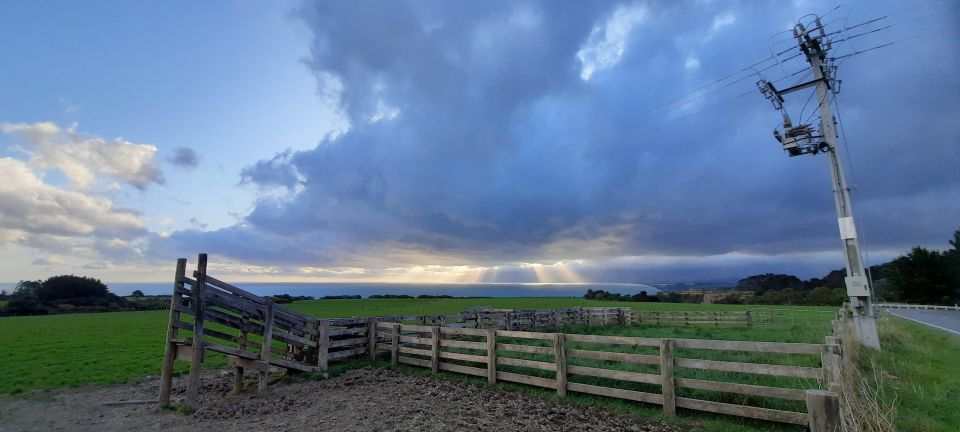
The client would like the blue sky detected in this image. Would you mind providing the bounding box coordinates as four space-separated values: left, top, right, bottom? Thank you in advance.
0 0 957 284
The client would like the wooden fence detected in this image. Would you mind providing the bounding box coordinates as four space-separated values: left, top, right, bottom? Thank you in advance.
159 255 644 410
375 322 841 428
159 254 839 429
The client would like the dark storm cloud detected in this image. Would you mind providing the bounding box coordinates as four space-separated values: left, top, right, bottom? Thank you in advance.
161 0 960 278
168 147 199 169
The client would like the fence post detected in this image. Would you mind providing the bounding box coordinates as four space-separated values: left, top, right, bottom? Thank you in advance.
391 323 400 366
184 254 207 411
258 300 275 391
746 310 753 328
824 336 842 386
805 390 841 432
368 317 378 360
430 326 440 373
317 319 329 372
486 328 497 384
554 333 567 397
660 338 676 416
158 258 187 408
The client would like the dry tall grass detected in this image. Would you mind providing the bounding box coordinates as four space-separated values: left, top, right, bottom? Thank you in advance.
837 315 897 432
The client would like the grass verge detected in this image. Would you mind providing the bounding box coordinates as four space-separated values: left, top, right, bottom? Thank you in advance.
846 312 960 432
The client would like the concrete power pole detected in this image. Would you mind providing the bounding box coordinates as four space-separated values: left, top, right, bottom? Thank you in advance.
758 19 881 349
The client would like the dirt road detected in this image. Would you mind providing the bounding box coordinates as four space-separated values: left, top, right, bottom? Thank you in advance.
0 366 682 432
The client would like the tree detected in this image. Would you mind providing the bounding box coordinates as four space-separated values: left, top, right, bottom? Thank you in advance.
887 247 953 304
131 290 145 297
737 273 807 294
36 275 108 301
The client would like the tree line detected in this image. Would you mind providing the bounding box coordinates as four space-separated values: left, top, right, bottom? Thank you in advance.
736 228 959 305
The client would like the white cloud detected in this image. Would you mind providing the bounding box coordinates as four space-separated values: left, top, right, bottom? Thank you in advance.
0 157 145 251
703 12 737 42
1 122 164 190
31 256 64 266
711 13 736 31
685 56 701 70
577 3 647 81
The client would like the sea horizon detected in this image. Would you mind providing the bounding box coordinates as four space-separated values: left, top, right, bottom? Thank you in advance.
0 281 660 298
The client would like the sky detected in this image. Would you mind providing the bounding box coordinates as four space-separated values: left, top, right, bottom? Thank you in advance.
0 0 957 285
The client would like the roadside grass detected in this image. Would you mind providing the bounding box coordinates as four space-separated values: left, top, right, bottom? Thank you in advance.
0 298 830 397
856 313 960 432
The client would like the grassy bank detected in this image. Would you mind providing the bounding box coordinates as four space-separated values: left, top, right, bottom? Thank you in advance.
0 298 830 396
853 313 960 432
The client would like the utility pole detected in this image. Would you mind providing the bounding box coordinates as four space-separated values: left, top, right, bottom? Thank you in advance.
758 18 880 349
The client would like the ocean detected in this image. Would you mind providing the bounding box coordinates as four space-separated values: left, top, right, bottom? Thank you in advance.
97 282 659 298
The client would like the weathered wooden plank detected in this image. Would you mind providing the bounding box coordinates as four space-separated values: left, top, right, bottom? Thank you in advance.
430 327 440 373
317 319 329 372
202 327 240 345
200 273 267 304
675 358 822 379
273 304 316 324
330 317 370 326
673 339 822 354
205 341 257 360
497 356 556 371
440 327 488 336
496 343 554 355
439 339 487 350
496 330 555 340
496 371 556 389
329 327 368 337
329 337 368 348
185 254 208 411
328 347 368 360
675 397 808 425
228 355 268 372
273 328 318 348
399 335 432 345
566 349 660 364
204 308 262 334
397 323 435 333
267 355 323 373
399 346 432 357
554 334 567 397
204 289 262 318
564 334 661 346
159 258 188 409
398 356 432 368
438 351 488 364
174 344 196 362
674 378 807 401
486 328 497 384
438 362 488 377
171 319 193 331
566 365 660 384
806 390 841 432
258 300 275 391
567 382 664 405
661 339 676 417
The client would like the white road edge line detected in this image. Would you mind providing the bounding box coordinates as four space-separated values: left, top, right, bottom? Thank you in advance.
887 310 960 336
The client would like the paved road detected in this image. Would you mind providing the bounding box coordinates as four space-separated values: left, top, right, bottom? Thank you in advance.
888 309 960 336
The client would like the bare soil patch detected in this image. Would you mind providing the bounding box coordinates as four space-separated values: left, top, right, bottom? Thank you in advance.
0 366 682 431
